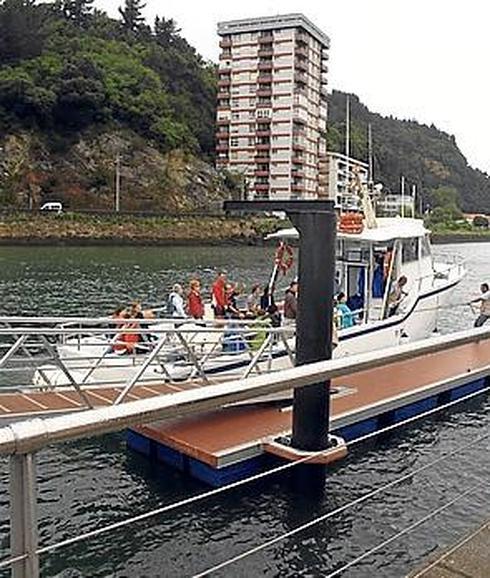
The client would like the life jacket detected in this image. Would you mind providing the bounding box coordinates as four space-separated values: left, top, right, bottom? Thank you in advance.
113 322 139 353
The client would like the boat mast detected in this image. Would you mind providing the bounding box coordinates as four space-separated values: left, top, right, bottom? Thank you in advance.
367 123 374 191
401 175 405 218
345 95 350 207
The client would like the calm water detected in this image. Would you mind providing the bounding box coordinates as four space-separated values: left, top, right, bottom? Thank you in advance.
0 243 489 577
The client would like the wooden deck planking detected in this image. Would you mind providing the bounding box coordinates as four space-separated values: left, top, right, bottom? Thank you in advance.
135 341 490 467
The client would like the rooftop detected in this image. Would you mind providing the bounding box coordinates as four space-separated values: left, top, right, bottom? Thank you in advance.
217 13 330 48
267 217 429 242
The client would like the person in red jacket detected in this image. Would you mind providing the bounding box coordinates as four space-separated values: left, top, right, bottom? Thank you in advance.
211 271 227 318
187 278 204 319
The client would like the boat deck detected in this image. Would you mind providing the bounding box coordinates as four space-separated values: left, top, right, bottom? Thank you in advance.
133 340 490 468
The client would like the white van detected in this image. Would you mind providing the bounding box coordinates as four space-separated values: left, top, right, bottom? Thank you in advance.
40 202 63 214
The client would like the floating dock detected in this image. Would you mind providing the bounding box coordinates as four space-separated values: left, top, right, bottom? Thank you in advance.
128 339 490 486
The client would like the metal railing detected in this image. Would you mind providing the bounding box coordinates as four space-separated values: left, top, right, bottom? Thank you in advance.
0 325 489 577
0 316 296 409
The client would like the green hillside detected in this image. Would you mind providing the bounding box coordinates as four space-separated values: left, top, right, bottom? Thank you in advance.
0 0 225 210
327 91 490 212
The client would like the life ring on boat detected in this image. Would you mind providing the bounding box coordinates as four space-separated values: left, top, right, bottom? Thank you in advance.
338 212 364 234
274 242 294 275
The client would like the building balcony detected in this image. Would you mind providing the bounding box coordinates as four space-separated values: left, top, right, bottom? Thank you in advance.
291 169 305 178
295 58 308 72
256 129 271 137
219 38 232 48
258 48 274 58
254 154 270 162
295 45 309 58
257 88 272 98
254 169 270 177
320 87 328 100
217 99 230 109
215 130 230 139
258 61 273 71
216 118 230 126
292 141 306 151
321 60 329 72
255 183 270 191
258 33 274 43
256 115 272 124
216 143 229 152
217 90 231 99
256 143 271 151
218 78 231 87
292 153 304 163
219 51 231 60
291 184 305 193
257 100 272 108
257 74 273 84
294 71 307 84
318 174 328 184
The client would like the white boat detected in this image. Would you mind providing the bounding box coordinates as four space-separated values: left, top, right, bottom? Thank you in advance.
32 215 464 389
268 216 465 358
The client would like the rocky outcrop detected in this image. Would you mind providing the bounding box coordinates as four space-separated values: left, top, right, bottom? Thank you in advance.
0 129 231 212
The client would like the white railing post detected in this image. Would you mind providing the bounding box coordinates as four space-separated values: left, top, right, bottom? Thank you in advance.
9 453 39 578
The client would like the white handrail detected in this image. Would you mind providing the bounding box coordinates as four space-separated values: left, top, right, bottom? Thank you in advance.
0 325 489 456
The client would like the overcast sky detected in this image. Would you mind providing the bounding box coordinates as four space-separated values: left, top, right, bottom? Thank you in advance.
98 0 490 174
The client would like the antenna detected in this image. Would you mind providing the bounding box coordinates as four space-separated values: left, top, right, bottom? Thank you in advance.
367 123 374 190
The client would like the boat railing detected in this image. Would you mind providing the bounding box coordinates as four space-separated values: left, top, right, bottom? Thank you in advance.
0 325 489 577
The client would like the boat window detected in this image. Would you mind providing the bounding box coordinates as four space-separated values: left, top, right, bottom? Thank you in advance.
420 235 431 258
402 238 418 263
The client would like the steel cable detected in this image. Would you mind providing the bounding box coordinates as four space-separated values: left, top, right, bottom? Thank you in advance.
35 385 490 557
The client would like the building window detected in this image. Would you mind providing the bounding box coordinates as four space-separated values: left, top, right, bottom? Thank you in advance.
231 138 239 147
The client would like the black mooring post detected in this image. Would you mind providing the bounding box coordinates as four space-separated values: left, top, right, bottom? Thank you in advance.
290 209 336 451
224 200 337 454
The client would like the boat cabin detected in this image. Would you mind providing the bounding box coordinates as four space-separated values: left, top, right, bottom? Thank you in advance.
268 217 433 324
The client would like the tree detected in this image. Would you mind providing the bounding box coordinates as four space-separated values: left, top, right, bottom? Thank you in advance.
430 185 460 209
0 0 50 63
61 0 94 27
119 0 145 33
53 58 107 129
154 16 181 47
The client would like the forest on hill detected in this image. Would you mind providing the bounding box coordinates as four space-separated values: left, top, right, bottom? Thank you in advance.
0 0 488 214
328 91 490 213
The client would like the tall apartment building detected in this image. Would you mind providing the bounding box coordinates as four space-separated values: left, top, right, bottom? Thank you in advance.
216 14 330 200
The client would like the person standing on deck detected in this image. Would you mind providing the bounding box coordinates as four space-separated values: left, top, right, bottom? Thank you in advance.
387 275 408 317
211 271 227 318
187 279 204 319
167 284 186 318
470 283 490 327
246 284 262 317
283 280 298 325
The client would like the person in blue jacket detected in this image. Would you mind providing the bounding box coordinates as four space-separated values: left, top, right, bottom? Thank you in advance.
336 292 355 329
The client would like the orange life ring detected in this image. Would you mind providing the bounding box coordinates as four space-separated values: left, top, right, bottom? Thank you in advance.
275 242 294 275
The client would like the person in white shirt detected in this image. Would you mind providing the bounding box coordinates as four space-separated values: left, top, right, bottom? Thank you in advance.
167 284 187 318
470 283 490 327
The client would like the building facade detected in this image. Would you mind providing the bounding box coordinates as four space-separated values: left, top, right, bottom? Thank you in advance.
216 14 330 200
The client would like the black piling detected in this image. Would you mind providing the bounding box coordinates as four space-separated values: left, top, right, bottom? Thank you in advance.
224 200 337 488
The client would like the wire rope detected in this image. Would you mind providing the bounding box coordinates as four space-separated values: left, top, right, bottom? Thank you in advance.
36 384 490 556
